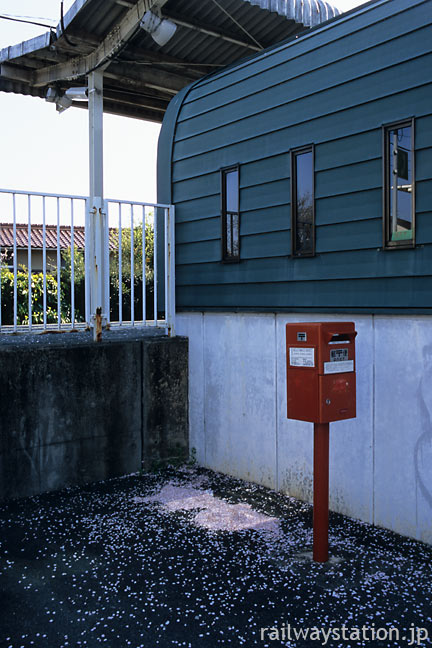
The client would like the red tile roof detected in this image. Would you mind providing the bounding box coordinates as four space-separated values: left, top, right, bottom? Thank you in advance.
0 224 85 250
0 224 118 251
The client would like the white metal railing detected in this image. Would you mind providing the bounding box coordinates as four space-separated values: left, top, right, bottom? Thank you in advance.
0 188 175 336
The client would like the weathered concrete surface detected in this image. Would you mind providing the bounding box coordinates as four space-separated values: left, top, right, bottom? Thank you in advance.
142 336 189 469
374 317 432 544
203 313 277 489
176 312 432 545
173 313 206 465
0 330 188 500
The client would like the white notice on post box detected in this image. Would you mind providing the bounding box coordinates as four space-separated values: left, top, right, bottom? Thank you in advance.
324 360 354 374
289 347 315 367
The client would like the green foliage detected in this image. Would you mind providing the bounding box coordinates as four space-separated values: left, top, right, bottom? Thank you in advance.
60 247 86 322
61 245 85 283
59 222 154 289
1 220 155 326
0 268 72 325
109 222 154 289
109 222 155 321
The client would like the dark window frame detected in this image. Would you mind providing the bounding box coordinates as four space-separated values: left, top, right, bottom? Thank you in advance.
221 164 240 263
382 117 415 250
290 144 315 258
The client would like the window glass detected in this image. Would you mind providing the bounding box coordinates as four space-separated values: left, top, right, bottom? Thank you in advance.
222 167 240 262
232 214 239 257
387 125 413 243
292 148 314 256
226 214 232 256
225 169 239 212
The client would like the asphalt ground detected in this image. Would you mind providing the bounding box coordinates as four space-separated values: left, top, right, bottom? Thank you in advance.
0 466 431 648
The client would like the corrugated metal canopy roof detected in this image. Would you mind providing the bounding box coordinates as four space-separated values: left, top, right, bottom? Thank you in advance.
0 0 341 122
244 0 341 25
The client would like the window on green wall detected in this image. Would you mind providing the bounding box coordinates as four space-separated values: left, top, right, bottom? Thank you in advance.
221 165 240 262
291 146 315 257
383 119 415 248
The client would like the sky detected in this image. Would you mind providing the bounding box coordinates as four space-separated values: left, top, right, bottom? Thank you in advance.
0 0 369 203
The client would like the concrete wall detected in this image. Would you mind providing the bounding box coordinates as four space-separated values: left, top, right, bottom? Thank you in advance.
0 331 188 501
177 312 432 545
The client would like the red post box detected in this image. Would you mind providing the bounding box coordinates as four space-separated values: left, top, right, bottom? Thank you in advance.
286 322 357 423
285 322 357 563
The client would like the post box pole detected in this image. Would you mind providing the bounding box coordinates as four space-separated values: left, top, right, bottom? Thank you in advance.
313 422 329 562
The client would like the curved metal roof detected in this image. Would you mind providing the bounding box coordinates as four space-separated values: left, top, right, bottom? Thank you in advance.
0 0 342 122
244 0 340 26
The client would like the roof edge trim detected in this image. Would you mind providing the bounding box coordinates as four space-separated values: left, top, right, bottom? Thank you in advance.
0 32 52 64
157 84 196 205
56 0 94 39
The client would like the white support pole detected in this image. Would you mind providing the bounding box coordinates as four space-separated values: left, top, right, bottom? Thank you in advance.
85 198 91 325
87 69 107 339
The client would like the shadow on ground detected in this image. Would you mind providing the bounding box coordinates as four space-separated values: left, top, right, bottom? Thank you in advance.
0 466 431 648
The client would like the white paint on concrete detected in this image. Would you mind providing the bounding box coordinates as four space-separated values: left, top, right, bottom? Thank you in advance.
374 316 432 543
202 313 277 488
176 312 205 464
176 312 432 544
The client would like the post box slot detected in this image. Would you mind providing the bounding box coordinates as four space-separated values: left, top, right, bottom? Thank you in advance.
328 333 354 344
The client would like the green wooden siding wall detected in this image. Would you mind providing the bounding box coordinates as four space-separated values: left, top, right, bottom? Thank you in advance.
158 0 432 313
